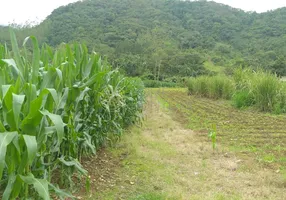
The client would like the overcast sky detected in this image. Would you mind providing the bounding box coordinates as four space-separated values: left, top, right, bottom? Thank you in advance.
0 0 286 25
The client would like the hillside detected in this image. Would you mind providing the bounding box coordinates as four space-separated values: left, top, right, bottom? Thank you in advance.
1 0 286 77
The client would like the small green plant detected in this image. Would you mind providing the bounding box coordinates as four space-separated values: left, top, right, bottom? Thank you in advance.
208 124 217 151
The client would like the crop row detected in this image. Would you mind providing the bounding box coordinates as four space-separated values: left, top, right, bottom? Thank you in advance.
155 89 286 167
0 30 144 199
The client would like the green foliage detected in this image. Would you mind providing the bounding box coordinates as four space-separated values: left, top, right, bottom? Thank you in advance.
0 30 144 199
7 0 286 77
252 71 281 112
189 68 286 114
131 193 169 200
187 76 235 99
208 124 217 151
273 85 286 114
143 80 178 88
232 90 255 108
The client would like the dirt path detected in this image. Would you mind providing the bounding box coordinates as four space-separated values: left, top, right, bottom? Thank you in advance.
84 91 285 200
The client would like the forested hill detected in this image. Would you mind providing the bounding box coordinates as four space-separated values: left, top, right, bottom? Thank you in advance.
1 0 286 77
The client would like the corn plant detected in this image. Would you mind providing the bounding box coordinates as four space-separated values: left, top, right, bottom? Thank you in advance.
0 29 144 199
208 124 217 151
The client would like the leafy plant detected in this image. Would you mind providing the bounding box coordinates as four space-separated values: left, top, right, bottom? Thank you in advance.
208 124 217 151
0 29 144 199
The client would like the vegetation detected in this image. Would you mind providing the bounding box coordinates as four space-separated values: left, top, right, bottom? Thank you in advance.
208 124 217 151
157 88 286 168
143 80 178 88
187 69 286 113
0 30 144 199
1 0 286 77
187 75 235 100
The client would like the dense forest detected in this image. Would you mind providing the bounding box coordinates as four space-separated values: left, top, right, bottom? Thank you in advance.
1 0 286 78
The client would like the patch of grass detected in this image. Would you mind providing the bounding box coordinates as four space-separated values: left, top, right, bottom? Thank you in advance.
143 80 178 88
187 75 235 100
214 193 241 200
89 112 181 199
130 192 173 200
252 71 281 112
232 90 255 108
189 68 286 114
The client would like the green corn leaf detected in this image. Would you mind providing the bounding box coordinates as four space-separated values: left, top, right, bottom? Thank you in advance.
20 173 50 200
23 83 37 114
9 175 23 199
49 183 74 200
40 110 65 146
1 59 24 81
56 87 69 112
22 135 37 165
0 121 6 132
58 157 87 175
2 85 13 110
23 36 40 84
9 29 25 81
21 93 44 135
83 53 96 79
2 173 16 200
78 71 106 89
44 88 59 105
0 132 17 180
41 67 61 90
12 94 25 130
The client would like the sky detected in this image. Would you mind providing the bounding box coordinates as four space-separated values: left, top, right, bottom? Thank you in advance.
0 0 286 26
0 0 80 25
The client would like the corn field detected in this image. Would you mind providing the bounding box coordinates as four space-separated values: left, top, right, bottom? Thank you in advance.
0 30 144 199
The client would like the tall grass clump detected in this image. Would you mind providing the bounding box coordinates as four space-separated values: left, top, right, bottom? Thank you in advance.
252 71 281 112
0 30 144 199
232 90 255 108
188 68 286 114
187 75 235 99
232 68 255 108
187 76 209 97
232 68 283 112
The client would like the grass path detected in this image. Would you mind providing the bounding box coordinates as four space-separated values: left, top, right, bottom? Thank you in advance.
82 89 285 200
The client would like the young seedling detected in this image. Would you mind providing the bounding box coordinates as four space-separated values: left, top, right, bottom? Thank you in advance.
208 124 217 151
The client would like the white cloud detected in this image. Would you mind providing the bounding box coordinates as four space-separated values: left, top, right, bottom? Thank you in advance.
0 0 286 26
0 0 79 25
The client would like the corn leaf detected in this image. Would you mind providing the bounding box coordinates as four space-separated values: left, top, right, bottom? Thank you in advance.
0 132 17 180
20 173 50 200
